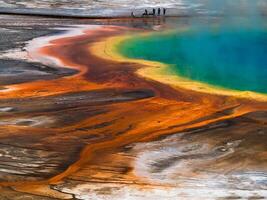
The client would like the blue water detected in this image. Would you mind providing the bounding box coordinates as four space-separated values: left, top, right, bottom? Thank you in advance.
119 25 267 94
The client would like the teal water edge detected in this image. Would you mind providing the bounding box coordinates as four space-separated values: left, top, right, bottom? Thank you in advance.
119 24 267 94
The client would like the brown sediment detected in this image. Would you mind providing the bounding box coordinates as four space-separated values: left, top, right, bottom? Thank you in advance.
0 24 266 199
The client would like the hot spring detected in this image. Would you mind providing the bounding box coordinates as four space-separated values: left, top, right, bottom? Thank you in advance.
119 20 267 95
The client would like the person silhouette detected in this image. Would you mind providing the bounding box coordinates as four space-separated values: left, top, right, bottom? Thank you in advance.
163 8 166 16
142 9 148 16
149 8 156 16
153 8 156 16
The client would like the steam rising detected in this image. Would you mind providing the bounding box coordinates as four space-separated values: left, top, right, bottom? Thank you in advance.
0 0 267 17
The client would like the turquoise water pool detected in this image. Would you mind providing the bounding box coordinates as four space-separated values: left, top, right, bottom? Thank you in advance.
119 25 267 94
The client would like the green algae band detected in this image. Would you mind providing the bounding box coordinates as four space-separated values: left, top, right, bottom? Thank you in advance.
119 29 267 94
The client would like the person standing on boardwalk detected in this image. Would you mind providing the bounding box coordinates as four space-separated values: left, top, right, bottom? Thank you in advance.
142 9 148 16
163 8 166 16
158 8 161 16
153 8 156 16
